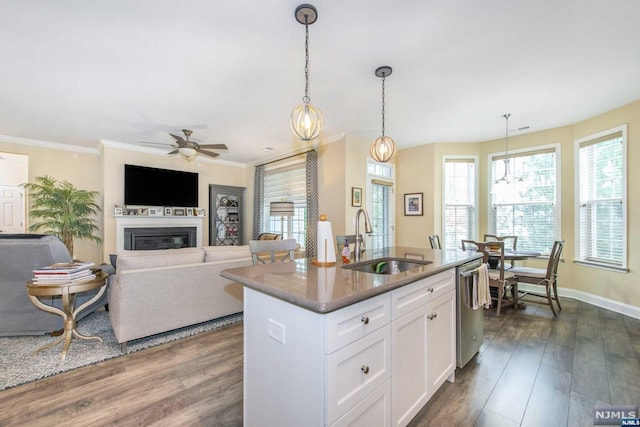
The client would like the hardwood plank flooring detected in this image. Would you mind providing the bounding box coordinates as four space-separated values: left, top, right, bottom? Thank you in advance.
1 297 638 426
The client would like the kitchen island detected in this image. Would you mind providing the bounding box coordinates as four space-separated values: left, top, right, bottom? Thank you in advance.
221 246 482 427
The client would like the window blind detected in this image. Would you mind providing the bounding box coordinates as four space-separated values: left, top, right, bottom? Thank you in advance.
490 147 558 255
264 162 307 247
578 131 625 266
443 158 476 250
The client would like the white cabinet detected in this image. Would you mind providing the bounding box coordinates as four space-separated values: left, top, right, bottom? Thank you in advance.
391 270 456 427
327 326 391 424
326 293 391 426
426 292 456 396
391 302 429 427
242 268 456 427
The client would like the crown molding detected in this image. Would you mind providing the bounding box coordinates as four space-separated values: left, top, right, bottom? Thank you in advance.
99 140 246 168
0 134 100 155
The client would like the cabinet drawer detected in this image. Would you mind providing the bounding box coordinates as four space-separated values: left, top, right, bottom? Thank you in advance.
326 293 390 353
391 270 454 319
331 380 391 427
327 326 391 425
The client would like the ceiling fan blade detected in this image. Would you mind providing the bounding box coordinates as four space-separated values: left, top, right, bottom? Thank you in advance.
198 149 220 158
139 141 176 147
169 133 186 145
167 149 179 155
198 144 228 150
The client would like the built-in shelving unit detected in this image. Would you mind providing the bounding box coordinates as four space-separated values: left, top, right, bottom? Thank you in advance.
209 185 244 246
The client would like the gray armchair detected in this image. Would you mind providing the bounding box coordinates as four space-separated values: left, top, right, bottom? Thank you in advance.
0 234 107 336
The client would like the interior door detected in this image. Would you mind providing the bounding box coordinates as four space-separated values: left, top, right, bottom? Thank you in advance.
0 185 25 234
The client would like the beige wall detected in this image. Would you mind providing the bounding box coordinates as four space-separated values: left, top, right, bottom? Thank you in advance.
3 98 639 309
101 144 248 260
0 140 102 262
395 99 640 308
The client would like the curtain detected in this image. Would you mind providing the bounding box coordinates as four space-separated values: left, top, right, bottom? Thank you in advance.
305 150 319 257
253 164 265 240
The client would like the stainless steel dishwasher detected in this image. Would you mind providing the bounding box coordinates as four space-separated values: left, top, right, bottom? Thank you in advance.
456 257 484 368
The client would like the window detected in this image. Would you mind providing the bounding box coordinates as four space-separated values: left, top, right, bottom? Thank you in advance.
489 145 560 255
443 157 477 250
575 125 627 270
367 162 395 250
263 160 306 248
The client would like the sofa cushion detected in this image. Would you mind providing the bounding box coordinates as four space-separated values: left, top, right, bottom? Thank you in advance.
203 245 251 262
117 247 205 270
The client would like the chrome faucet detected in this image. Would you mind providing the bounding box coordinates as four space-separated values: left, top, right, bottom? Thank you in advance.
354 208 373 262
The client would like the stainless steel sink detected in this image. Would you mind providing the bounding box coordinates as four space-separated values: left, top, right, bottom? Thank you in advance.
342 258 432 275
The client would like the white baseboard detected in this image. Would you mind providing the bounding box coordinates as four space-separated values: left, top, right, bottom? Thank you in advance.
518 284 640 320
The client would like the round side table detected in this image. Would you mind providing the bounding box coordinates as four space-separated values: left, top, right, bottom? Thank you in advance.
26 272 108 361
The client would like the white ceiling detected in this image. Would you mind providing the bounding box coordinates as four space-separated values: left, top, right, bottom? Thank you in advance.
1 0 639 165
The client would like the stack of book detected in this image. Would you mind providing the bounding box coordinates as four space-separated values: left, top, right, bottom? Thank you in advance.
32 261 96 285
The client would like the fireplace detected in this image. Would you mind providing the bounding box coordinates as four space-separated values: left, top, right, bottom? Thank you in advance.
115 216 204 252
124 227 197 250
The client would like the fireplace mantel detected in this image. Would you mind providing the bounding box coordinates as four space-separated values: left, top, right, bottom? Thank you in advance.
115 216 204 252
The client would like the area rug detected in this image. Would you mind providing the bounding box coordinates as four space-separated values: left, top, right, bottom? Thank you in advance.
0 310 243 391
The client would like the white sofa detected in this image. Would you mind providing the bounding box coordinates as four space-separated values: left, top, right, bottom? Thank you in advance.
108 245 252 352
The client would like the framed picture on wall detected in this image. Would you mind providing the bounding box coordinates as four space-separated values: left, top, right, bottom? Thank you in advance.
352 187 362 207
404 192 423 216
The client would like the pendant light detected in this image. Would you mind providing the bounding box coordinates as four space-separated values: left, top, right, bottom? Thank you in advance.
495 113 512 185
290 4 324 142
370 66 396 163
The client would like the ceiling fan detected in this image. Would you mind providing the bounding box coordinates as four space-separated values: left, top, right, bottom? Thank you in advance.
141 129 228 160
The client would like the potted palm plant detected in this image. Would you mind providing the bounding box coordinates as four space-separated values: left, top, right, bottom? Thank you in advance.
23 175 102 256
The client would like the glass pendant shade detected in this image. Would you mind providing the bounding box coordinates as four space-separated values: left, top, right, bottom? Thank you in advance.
291 4 323 142
370 135 397 163
369 66 396 163
291 102 324 141
179 147 197 160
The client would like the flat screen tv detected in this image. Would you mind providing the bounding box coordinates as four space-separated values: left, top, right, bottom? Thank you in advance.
124 164 199 207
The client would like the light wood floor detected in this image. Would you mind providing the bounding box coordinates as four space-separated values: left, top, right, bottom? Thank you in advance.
1 298 638 426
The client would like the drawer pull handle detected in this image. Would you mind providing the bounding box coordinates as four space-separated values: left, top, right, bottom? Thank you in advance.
361 365 370 374
428 288 434 293
428 313 438 320
361 316 370 325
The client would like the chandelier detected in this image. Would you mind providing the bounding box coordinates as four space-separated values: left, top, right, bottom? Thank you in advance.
370 66 396 163
290 4 324 142
494 113 512 185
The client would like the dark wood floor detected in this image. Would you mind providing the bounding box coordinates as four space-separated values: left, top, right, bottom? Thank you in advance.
1 297 638 426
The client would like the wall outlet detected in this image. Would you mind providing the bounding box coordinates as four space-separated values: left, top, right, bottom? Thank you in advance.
268 318 285 344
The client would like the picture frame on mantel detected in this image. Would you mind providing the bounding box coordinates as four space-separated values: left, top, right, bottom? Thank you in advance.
404 192 423 216
352 187 362 207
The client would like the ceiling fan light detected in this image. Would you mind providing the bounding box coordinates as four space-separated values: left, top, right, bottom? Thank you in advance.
291 103 324 141
179 147 197 160
370 135 396 163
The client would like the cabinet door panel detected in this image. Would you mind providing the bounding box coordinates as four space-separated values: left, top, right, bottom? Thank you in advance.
326 293 390 353
331 380 391 427
426 291 456 398
391 269 454 319
327 326 391 424
391 305 428 427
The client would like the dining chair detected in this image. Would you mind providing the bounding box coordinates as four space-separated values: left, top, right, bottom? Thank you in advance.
483 234 517 251
461 239 484 252
428 234 441 249
509 240 564 316
481 241 519 317
249 239 297 265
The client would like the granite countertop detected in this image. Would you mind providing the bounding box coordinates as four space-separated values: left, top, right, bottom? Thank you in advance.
220 246 482 314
